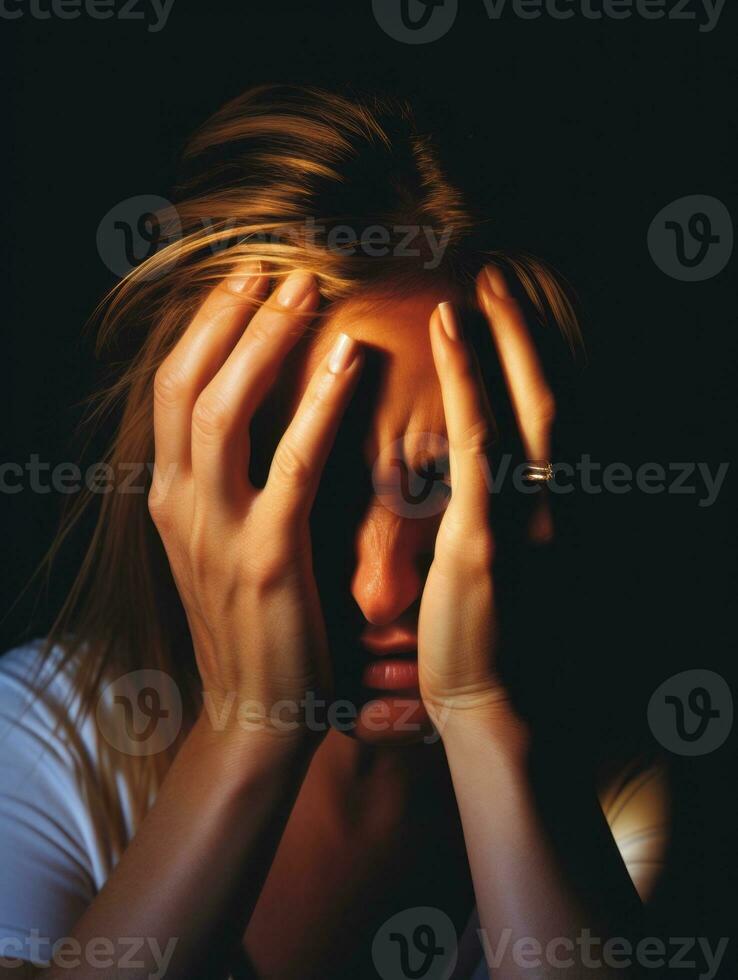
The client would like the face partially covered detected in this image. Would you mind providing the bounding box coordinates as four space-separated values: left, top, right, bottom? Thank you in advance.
151 259 559 747
251 287 462 744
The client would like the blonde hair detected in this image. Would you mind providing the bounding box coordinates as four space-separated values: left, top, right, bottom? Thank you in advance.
31 83 580 853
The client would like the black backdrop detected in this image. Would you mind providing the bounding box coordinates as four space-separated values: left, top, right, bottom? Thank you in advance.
2 1 736 973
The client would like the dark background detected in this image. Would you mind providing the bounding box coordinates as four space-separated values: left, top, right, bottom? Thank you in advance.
2 1 736 973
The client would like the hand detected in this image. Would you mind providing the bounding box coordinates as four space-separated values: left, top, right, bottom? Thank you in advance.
148 266 363 748
417 265 556 734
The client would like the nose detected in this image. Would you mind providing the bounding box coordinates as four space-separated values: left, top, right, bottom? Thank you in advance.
350 503 427 626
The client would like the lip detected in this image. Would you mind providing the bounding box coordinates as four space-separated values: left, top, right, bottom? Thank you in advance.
359 625 418 657
362 657 419 691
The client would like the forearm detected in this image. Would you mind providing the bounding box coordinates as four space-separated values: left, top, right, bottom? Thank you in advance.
442 708 645 979
46 713 314 980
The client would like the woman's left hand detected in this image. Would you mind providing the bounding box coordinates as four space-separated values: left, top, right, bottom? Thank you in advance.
418 265 556 737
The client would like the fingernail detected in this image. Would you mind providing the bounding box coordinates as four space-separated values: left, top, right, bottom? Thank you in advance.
438 301 461 341
227 259 263 293
485 265 512 299
328 332 360 374
277 271 316 308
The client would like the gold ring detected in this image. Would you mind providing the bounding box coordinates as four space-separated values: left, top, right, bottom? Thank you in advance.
522 462 554 483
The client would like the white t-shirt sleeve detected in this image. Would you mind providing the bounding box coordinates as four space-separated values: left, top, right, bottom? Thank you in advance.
599 756 671 903
0 642 111 965
460 756 671 980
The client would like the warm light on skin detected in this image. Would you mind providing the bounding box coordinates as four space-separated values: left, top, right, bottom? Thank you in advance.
254 287 472 744
278 289 455 460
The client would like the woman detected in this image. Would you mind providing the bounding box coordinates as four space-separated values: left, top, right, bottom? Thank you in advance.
0 85 669 979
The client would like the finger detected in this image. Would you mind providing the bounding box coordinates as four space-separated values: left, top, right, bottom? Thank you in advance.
429 302 495 527
190 271 319 505
476 265 555 463
152 262 267 474
477 265 556 543
264 332 363 523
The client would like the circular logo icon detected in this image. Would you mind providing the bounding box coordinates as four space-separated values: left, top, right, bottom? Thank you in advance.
372 906 457 980
372 0 458 44
372 433 451 519
96 669 183 756
96 194 181 281
648 669 733 756
647 195 733 282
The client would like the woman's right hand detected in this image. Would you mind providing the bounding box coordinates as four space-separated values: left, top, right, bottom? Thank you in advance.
148 266 363 749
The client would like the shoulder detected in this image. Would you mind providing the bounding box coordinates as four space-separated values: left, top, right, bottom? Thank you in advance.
0 639 160 887
0 638 184 761
598 753 671 903
0 639 84 753
0 638 109 829
0 641 102 959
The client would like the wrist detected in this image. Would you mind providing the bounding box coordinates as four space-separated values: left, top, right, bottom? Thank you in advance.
188 705 319 793
433 694 532 762
196 684 328 750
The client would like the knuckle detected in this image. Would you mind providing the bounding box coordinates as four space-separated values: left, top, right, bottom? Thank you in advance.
458 418 495 457
147 486 167 524
191 391 231 439
251 552 287 590
244 318 278 350
245 322 270 347
147 485 175 537
271 441 313 489
153 361 188 408
248 538 295 590
437 518 495 570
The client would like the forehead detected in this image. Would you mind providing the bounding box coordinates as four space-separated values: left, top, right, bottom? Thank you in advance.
291 289 451 458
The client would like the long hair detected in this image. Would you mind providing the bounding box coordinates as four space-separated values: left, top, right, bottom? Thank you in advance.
30 83 580 854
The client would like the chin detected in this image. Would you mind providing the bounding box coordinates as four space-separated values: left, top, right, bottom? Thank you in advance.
328 642 437 744
350 693 436 745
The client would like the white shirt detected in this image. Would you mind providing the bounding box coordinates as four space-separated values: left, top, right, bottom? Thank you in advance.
0 641 146 966
0 640 670 976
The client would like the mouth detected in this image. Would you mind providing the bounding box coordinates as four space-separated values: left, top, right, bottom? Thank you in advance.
358 622 420 691
349 622 430 743
361 652 419 691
